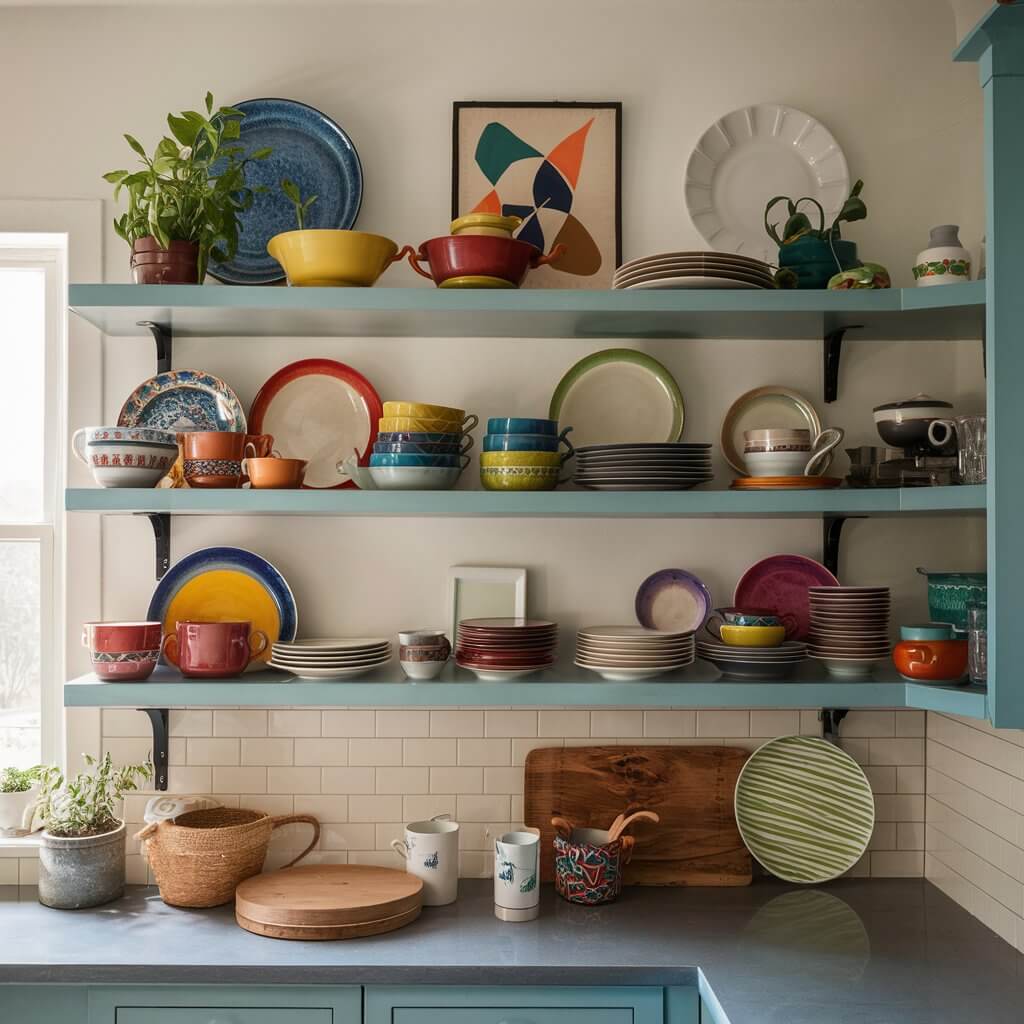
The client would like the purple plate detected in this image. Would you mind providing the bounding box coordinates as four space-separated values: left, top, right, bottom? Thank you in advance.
635 569 713 633
734 555 839 640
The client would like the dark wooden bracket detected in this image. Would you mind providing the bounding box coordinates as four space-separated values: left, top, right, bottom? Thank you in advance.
138 320 172 374
145 513 171 580
823 325 862 403
820 708 848 744
140 708 170 791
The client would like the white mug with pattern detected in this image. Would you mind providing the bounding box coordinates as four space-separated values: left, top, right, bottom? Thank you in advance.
391 814 459 906
494 829 541 921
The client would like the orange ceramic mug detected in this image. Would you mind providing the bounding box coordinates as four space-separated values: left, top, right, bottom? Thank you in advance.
178 432 274 488
244 449 308 489
892 639 968 683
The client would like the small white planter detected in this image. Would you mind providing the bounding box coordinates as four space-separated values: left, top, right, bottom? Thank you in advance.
0 784 40 837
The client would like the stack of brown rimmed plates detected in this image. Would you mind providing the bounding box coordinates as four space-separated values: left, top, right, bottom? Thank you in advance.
696 637 808 680
730 476 843 490
613 251 776 290
455 618 558 681
269 638 392 680
574 443 713 491
575 625 695 681
807 587 891 679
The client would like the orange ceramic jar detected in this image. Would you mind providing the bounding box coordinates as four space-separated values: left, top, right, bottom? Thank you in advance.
893 638 968 683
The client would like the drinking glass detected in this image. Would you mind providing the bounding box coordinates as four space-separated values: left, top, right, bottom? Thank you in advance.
967 603 987 686
928 415 986 484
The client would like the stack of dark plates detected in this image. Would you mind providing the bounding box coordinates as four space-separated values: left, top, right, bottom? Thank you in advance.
574 443 713 491
455 618 558 681
807 586 891 680
696 638 808 680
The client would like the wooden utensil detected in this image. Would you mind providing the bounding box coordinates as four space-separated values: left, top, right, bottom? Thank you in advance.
608 811 627 835
551 816 575 839
608 809 660 843
525 744 752 886
235 863 423 940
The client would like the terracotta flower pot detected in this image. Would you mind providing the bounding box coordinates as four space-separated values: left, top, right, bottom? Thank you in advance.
130 238 201 284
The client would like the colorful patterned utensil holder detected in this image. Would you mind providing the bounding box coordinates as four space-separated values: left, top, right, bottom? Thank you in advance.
553 833 635 905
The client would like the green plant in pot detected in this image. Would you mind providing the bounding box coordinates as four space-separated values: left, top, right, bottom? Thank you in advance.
0 766 42 837
35 754 152 910
765 180 867 289
104 93 271 284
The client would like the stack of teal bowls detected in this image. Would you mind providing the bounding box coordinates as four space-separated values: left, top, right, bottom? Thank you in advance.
480 417 575 491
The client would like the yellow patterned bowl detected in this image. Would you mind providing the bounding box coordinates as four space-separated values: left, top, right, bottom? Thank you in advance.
379 414 478 434
450 213 522 238
382 401 465 422
267 230 410 287
480 451 562 469
481 465 560 491
719 624 786 648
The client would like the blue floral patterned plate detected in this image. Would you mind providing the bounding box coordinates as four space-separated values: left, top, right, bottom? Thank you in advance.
208 98 363 285
118 369 247 433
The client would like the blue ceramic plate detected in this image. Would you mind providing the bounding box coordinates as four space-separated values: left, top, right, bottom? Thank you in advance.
208 98 363 285
118 370 247 432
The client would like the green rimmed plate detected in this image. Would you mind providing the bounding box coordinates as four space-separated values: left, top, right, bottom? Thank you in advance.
549 349 684 447
734 735 874 883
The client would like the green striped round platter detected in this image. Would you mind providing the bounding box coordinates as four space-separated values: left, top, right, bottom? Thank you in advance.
734 734 875 883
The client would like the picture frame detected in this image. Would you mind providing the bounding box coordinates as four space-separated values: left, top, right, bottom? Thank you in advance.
452 101 622 288
447 565 527 643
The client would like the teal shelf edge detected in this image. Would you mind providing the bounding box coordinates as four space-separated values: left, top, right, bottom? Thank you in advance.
67 282 985 341
62 664 988 716
64 485 985 518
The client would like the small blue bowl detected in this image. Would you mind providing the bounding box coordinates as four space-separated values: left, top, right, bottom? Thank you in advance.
487 417 558 437
484 433 560 453
374 441 464 455
369 453 464 469
376 431 463 445
899 622 955 641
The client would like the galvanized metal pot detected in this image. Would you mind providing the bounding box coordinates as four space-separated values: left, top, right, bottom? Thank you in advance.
38 821 125 909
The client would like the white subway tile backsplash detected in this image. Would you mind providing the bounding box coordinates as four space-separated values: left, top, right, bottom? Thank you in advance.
213 710 267 737
895 711 926 738
842 711 895 738
643 710 696 737
431 710 484 737
187 737 241 766
103 737 154 765
483 766 524 794
102 708 150 738
350 738 403 766
322 767 375 794
869 738 924 766
245 794 294 816
268 766 321 794
241 737 295 766
430 766 482 794
512 738 560 764
458 794 510 822
863 766 897 794
375 822 406 850
169 738 187 765
875 794 925 822
748 710 799 738
376 710 430 737
321 823 376 850
376 766 428 795
321 709 376 737
212 766 266 794
0 861 18 884
404 738 457 766
538 710 590 737
485 710 537 737
168 709 213 737
799 710 824 736
696 710 749 737
458 738 511 766
293 795 348 822
349 795 404 822
591 710 643 737
898 766 926 794
898 822 925 850
167 766 212 793
294 738 348 767
269 709 321 737
403 794 457 821
871 851 924 876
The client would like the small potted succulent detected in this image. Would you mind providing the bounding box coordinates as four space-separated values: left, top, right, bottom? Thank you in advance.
35 754 152 909
765 179 867 288
0 766 42 836
104 93 271 284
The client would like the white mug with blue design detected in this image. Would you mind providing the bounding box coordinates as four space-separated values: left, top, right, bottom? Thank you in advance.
390 814 459 906
494 830 541 922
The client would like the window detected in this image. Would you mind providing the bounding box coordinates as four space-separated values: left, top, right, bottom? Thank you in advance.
0 237 65 766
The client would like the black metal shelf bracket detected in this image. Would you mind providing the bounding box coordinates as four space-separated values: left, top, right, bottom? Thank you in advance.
823 325 862 403
138 320 172 374
140 708 170 791
820 708 848 744
822 515 847 578
145 513 171 580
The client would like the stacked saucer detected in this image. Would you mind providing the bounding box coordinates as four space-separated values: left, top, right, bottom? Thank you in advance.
613 251 775 290
455 618 558 681
575 443 713 491
269 637 392 680
575 625 694 681
696 637 808 680
807 587 891 679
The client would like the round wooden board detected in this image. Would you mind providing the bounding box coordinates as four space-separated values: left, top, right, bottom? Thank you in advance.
235 864 423 928
236 904 421 941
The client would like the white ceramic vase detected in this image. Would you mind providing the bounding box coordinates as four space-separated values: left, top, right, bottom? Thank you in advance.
913 225 971 287
0 785 40 837
493 830 540 921
390 816 459 906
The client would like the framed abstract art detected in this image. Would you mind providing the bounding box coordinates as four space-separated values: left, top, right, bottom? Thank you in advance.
452 101 622 289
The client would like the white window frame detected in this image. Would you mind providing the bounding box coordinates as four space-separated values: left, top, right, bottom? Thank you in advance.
0 239 68 766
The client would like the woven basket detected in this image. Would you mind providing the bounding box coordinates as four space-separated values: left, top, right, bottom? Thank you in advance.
135 807 320 908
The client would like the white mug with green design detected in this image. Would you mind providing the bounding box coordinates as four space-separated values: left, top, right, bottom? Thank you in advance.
494 830 540 921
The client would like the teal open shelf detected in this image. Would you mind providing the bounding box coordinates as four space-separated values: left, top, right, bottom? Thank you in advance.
64 485 985 518
68 281 985 340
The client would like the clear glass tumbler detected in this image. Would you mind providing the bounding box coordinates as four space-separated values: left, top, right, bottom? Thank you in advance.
968 603 987 686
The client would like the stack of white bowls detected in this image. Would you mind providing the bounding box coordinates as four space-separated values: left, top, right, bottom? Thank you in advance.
807 587 891 679
575 626 694 681
269 638 392 680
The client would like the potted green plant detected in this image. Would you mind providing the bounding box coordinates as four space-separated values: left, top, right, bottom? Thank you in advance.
0 766 42 837
764 179 867 288
35 754 152 909
104 93 271 284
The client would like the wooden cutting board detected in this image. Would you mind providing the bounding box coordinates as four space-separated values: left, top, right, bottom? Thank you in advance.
524 744 752 886
235 864 422 940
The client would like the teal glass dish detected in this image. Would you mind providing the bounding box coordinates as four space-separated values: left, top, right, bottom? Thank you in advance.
899 622 955 641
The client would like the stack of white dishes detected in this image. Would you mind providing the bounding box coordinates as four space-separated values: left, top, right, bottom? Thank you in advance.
612 251 775 290
575 625 695 681
574 443 713 491
696 638 808 680
269 637 392 680
455 618 558 681
807 587 891 679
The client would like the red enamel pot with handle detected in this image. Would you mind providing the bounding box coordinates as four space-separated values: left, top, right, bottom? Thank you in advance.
409 235 565 288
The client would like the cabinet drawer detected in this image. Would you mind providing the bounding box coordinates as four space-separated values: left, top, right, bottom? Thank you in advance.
117 1011 331 1024
395 1011 630 1024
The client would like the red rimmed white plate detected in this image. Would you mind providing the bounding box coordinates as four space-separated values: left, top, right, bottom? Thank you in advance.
249 359 383 489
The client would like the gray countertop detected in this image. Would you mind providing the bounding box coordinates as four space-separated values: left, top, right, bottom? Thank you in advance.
1 879 1023 1023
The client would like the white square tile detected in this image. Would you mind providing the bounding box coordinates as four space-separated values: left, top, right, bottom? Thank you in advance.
643 710 696 738
211 766 266 794
186 737 240 766
294 738 348 767
349 738 403 767
376 766 428 794
269 709 322 737
431 710 484 737
485 710 537 737
240 737 295 766
321 709 375 737
404 738 457 766
458 738 511 766
591 710 643 737
213 710 267 737
268 766 321 794
697 710 749 737
322 767 376 794
376 710 430 737
430 766 482 794
349 795 404 822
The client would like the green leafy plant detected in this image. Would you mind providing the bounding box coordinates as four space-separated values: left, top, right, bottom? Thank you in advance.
36 754 152 838
104 92 272 280
281 178 318 230
765 179 867 246
0 765 41 793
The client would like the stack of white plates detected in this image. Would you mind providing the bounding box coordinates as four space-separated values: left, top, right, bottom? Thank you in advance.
575 625 695 681
696 638 808 680
807 587 891 679
575 443 713 491
613 251 775 290
269 637 392 680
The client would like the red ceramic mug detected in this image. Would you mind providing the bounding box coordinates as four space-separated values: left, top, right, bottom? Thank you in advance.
82 621 163 681
162 620 268 679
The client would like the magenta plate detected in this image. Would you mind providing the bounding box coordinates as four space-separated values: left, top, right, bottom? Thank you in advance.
734 555 839 640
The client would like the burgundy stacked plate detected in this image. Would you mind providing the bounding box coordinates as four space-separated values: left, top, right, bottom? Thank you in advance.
456 618 558 681
806 587 891 679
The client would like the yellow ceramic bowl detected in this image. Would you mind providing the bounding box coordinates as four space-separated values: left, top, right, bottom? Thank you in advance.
267 229 406 287
450 213 522 238
379 416 473 434
480 465 559 491
382 401 465 422
480 451 562 469
719 624 786 648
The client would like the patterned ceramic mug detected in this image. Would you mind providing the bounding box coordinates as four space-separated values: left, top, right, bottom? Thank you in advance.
494 830 540 921
390 815 459 906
